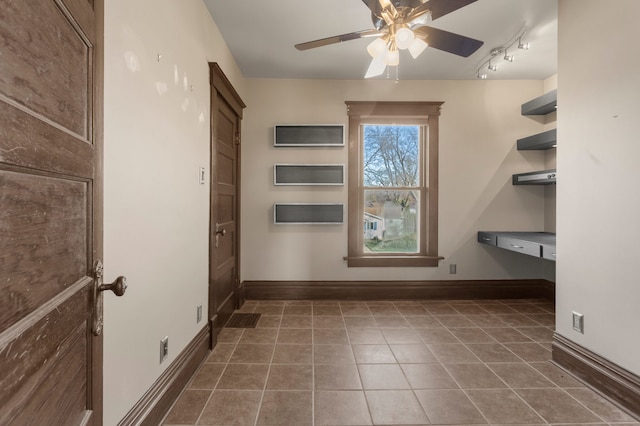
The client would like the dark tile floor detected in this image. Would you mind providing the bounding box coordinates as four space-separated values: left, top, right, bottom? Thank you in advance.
162 299 639 425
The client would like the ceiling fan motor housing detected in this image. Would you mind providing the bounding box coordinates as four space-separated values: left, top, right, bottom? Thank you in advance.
370 0 426 29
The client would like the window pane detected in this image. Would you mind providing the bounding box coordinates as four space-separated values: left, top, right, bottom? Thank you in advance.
363 125 420 187
363 190 419 253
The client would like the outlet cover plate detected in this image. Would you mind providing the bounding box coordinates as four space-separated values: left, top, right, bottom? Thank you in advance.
572 312 584 333
197 305 203 323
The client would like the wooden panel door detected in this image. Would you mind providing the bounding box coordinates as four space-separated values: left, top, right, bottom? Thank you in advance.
0 0 105 424
209 64 244 342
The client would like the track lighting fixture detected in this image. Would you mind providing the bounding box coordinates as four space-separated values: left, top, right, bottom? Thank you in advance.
475 28 529 79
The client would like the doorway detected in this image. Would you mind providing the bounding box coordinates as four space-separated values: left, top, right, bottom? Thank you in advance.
208 64 245 346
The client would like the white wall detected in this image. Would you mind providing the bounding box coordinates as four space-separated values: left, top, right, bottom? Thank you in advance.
103 1 244 423
557 0 640 375
241 79 552 282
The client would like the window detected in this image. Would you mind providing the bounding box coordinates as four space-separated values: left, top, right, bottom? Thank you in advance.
345 101 443 267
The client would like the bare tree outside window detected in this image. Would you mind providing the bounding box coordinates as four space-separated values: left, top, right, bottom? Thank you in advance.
363 125 420 253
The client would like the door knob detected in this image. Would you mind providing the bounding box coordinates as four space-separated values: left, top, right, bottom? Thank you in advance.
215 223 227 247
92 260 126 336
99 276 127 296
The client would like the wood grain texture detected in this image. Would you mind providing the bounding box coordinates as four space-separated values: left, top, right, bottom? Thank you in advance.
0 170 88 333
0 101 93 177
0 0 92 138
0 0 103 422
552 333 640 418
243 279 555 301
0 287 90 425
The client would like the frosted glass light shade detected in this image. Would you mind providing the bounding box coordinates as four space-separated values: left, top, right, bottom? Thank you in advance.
408 38 428 58
367 37 386 58
395 27 415 50
384 48 399 66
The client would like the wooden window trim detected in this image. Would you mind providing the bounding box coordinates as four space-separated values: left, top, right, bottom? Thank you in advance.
345 101 444 268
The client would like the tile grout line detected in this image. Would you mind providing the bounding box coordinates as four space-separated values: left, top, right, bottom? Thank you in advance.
193 324 244 426
252 303 282 426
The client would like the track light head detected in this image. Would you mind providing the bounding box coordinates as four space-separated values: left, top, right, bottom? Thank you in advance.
518 37 530 50
503 48 514 62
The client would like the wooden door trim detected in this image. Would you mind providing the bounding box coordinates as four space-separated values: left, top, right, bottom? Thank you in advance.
91 0 105 423
210 63 245 117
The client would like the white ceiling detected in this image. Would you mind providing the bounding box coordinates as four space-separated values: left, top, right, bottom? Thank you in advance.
202 0 557 80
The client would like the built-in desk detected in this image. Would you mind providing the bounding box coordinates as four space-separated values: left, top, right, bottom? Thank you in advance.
478 231 556 261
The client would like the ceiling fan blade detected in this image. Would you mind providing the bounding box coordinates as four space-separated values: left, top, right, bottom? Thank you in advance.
295 29 381 51
414 26 483 57
360 0 378 14
412 0 478 21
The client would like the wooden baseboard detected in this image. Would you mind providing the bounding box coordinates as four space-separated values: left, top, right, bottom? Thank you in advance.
552 333 640 418
243 279 555 301
118 325 211 426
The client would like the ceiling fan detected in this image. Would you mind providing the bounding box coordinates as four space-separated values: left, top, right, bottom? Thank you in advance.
295 0 484 78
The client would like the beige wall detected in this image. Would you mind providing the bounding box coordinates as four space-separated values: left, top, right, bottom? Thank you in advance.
102 0 244 423
100 1 567 422
241 79 552 282
557 0 640 375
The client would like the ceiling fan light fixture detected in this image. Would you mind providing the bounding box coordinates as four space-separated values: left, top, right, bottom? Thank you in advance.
395 27 415 50
367 37 387 57
408 37 428 59
384 48 399 66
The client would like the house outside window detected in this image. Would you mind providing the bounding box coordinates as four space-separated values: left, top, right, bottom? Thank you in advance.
345 101 443 267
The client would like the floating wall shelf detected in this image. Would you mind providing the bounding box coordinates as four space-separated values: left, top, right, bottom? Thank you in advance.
517 128 557 150
521 89 557 116
478 231 556 261
512 169 556 185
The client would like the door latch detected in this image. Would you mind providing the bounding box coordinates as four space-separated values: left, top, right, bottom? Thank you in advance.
93 260 127 336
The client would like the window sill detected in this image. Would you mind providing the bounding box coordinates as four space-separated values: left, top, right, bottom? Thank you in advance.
343 255 444 267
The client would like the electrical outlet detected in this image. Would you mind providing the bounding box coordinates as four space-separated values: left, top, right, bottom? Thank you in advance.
449 264 457 274
197 305 203 323
572 312 584 333
160 336 169 363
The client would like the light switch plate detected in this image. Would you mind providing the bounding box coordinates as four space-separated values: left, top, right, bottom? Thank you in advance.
160 336 169 363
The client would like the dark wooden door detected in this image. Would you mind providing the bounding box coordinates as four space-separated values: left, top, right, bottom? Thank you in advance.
209 64 244 343
0 0 105 424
